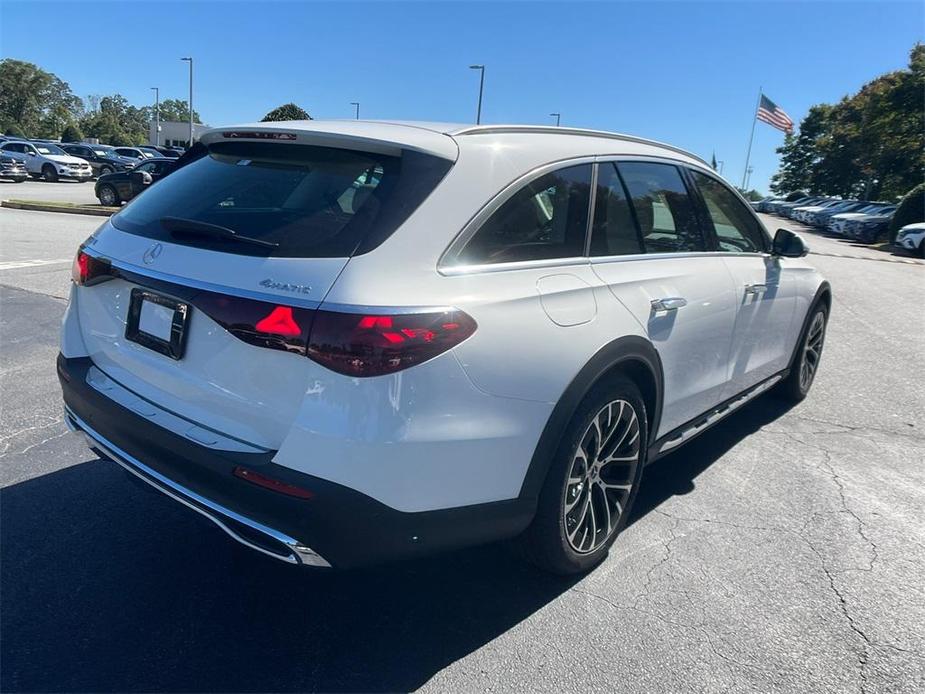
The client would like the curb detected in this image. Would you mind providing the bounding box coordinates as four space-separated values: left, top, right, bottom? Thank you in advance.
1 200 116 217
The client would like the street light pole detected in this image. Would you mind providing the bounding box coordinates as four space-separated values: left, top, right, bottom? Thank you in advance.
469 64 485 124
150 87 159 146
350 102 360 120
745 166 754 190
181 57 193 147
717 160 725 175
550 112 561 127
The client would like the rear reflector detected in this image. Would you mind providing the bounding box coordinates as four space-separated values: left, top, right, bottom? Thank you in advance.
233 466 315 499
307 309 477 377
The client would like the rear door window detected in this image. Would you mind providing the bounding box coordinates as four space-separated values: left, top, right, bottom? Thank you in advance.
617 162 706 253
590 163 643 256
453 164 592 265
110 141 452 258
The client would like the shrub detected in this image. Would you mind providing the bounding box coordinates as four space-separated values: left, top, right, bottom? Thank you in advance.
261 103 312 122
4 123 26 137
60 123 83 142
889 182 925 242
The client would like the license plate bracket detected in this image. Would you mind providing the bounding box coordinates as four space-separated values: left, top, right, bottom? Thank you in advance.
125 288 190 360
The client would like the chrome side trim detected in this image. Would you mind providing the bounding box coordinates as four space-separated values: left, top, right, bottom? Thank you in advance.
440 256 590 277
65 407 330 568
658 374 782 454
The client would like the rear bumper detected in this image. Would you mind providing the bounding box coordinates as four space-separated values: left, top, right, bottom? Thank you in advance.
58 354 534 568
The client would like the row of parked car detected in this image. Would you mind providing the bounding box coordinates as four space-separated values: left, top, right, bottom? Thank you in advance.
0 135 181 183
753 194 924 257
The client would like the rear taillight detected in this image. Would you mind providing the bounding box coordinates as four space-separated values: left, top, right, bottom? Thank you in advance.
71 247 112 286
192 292 314 355
306 309 477 377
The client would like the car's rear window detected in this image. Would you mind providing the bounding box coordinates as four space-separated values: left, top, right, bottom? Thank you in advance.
111 141 453 257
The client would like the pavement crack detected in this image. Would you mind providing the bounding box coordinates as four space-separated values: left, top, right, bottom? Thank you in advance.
789 415 924 443
0 417 62 455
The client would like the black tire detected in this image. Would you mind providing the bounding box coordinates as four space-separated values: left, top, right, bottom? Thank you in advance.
13 178 25 183
919 242 925 260
99 165 113 176
777 303 828 402
42 164 58 182
97 184 120 207
516 375 647 574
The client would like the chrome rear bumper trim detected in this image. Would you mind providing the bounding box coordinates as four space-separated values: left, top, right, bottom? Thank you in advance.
65 407 331 568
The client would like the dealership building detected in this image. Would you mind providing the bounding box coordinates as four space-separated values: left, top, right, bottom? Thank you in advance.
149 121 210 149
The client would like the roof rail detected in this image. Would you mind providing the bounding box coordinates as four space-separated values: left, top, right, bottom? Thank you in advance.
450 125 709 166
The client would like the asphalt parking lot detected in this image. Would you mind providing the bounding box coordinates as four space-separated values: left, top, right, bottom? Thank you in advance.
0 178 99 206
1 206 923 693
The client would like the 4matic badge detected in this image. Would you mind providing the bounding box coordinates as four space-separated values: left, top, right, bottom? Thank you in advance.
259 279 312 295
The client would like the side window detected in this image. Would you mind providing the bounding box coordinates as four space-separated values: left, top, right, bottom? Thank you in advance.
590 163 643 256
690 171 767 253
456 164 592 265
617 162 705 253
136 162 156 173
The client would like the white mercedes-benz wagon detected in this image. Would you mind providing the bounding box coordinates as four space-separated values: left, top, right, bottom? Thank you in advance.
60 121 830 573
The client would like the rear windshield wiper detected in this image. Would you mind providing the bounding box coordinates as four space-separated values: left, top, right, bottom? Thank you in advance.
159 216 279 249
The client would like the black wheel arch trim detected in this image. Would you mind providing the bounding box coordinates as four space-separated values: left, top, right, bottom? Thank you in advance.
517 334 664 504
787 280 831 372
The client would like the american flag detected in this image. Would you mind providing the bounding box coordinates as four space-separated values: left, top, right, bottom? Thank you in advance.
756 94 794 133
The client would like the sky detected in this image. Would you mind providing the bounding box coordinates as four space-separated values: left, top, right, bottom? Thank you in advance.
2 0 922 193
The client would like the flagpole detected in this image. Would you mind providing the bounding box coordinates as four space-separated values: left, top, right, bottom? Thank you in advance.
741 86 762 189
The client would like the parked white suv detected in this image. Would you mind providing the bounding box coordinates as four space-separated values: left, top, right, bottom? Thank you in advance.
60 121 830 573
0 140 93 182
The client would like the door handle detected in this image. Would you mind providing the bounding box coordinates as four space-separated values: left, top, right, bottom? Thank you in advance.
744 284 768 295
651 297 688 312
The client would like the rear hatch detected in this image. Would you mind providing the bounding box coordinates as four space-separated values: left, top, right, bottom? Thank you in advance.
75 126 455 449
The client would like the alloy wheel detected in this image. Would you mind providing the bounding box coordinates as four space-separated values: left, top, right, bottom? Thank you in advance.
563 399 641 554
799 311 826 391
99 186 116 206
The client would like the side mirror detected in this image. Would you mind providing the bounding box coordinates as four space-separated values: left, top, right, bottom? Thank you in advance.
773 228 809 258
131 171 153 185
27 151 36 156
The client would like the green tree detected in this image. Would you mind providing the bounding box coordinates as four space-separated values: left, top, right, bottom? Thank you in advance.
60 123 84 142
772 44 924 200
0 59 82 137
156 98 201 123
888 182 925 241
261 103 312 121
79 94 149 145
4 123 26 137
770 105 833 195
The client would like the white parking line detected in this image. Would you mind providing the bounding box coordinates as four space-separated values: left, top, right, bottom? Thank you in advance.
0 258 72 271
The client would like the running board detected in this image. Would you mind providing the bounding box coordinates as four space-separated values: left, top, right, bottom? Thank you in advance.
655 374 783 456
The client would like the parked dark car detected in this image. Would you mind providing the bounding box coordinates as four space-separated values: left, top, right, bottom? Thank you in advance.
95 157 176 205
110 146 159 163
0 154 28 182
846 213 895 243
59 143 133 177
147 145 181 158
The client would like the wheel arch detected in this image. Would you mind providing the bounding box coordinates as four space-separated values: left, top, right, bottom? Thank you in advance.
518 335 663 504
787 280 832 372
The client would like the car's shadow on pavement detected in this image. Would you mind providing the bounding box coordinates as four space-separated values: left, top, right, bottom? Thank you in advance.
1 397 794 693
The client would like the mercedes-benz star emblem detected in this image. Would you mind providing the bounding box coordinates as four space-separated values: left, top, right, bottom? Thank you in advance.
143 243 163 265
